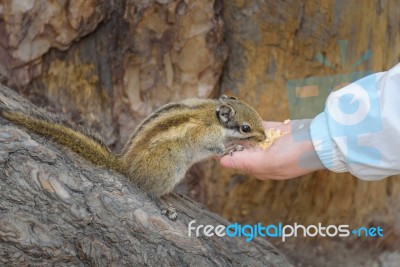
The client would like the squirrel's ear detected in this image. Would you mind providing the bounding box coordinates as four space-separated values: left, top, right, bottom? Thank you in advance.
216 104 235 123
219 95 238 101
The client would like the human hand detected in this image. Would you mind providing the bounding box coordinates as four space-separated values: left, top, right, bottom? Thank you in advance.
219 120 325 180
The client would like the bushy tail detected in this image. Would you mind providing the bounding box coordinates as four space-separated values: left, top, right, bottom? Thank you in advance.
0 85 122 173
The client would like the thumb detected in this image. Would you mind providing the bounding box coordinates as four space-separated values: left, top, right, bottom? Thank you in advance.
219 155 236 168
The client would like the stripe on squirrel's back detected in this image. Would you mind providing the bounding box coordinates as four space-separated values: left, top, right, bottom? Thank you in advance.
123 100 214 145
121 99 216 156
133 103 186 135
121 101 215 156
132 114 194 150
121 103 190 154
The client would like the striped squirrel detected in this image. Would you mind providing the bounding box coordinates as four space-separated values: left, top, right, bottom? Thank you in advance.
0 89 266 220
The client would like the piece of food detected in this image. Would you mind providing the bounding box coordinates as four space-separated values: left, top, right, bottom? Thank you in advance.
259 128 287 149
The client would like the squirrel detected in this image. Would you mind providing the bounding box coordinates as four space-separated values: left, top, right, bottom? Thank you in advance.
0 89 266 220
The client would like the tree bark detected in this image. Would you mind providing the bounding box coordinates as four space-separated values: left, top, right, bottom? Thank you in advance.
0 84 292 266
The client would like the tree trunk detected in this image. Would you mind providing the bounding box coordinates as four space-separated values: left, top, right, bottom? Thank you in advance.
0 84 291 266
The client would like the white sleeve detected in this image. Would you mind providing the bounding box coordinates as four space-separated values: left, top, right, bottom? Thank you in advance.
310 63 400 180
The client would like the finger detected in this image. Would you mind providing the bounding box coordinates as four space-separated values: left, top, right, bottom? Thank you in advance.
219 149 259 174
219 154 251 173
262 121 291 132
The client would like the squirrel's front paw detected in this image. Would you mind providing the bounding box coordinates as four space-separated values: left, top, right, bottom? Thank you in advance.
161 206 177 221
223 144 244 156
155 196 178 221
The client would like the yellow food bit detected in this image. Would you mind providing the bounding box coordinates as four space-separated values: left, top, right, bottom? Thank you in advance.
259 128 287 149
283 119 291 125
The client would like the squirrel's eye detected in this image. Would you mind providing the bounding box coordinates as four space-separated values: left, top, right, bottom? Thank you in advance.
241 124 251 133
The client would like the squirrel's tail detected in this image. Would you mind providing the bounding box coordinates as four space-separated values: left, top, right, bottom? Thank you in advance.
0 86 122 173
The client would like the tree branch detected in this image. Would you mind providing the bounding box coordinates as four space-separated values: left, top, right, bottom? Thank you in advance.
0 84 292 266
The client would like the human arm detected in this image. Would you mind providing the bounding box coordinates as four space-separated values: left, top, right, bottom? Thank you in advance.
310 63 400 180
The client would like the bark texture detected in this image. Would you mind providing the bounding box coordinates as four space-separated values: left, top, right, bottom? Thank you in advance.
0 84 291 266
